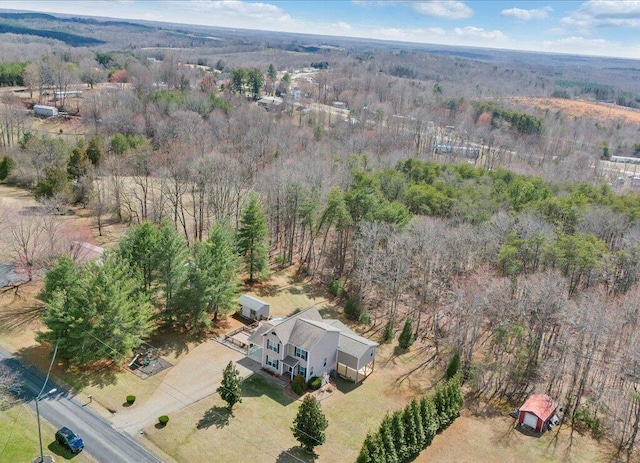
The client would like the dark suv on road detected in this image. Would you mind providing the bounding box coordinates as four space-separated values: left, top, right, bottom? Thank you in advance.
55 427 85 454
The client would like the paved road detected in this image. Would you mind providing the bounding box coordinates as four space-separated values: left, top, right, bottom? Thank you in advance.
0 347 162 463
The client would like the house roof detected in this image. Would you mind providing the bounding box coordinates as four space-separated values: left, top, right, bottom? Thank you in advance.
520 394 557 422
289 319 341 351
238 294 269 312
246 307 378 359
338 331 379 358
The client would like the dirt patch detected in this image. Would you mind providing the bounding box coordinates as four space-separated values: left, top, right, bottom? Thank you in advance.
509 97 640 126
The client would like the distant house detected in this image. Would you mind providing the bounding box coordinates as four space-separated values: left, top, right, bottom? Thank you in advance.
518 394 558 432
247 307 378 383
33 105 58 117
257 96 283 113
238 294 270 321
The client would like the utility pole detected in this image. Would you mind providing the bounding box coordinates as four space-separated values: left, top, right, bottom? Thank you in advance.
33 339 59 463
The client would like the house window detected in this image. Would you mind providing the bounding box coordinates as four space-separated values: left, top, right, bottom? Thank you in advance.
266 355 279 370
310 366 314 377
323 357 327 367
299 366 307 378
294 346 308 360
267 339 280 353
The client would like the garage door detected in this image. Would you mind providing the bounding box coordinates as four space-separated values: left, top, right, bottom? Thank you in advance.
523 412 538 429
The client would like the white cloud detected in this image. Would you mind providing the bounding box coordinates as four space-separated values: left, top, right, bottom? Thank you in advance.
332 22 352 31
372 27 445 41
409 1 473 20
540 36 626 56
454 26 507 40
501 6 552 21
562 0 640 29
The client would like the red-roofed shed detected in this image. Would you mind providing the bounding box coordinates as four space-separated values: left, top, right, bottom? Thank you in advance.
518 394 558 432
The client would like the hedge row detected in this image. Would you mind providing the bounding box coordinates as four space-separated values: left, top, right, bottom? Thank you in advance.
356 378 463 463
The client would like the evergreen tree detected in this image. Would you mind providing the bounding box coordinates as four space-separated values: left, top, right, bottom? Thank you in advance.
391 410 408 461
0 155 15 180
403 400 423 459
86 137 104 166
117 222 162 295
173 222 241 331
217 361 242 409
237 195 269 282
379 415 399 463
156 220 188 318
38 255 153 364
419 397 438 447
38 255 80 305
382 319 395 343
398 317 415 349
292 395 328 453
445 351 461 379
357 432 386 463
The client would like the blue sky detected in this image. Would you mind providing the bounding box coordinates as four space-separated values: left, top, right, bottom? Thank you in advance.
2 1 640 59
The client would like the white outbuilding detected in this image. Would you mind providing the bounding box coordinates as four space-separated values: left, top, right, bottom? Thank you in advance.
238 294 270 321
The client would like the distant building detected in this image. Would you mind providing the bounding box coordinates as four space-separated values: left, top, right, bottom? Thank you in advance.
257 96 283 113
332 101 348 110
53 90 82 101
33 105 58 117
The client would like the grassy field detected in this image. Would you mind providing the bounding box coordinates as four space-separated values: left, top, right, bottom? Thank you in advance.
0 403 96 462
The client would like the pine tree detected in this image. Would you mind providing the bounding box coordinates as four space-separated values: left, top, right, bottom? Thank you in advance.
391 410 408 461
445 351 461 379
38 255 153 364
156 220 188 317
217 361 242 409
357 432 386 463
398 317 415 349
404 400 423 459
379 415 399 463
382 319 395 343
419 397 438 447
173 222 241 331
292 395 328 453
237 195 269 282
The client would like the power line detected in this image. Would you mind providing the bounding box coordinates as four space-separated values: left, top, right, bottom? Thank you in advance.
66 331 317 462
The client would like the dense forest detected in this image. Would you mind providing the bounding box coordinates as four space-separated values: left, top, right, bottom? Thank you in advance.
2 11 640 461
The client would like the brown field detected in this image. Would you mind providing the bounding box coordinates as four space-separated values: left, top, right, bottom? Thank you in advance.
510 97 640 126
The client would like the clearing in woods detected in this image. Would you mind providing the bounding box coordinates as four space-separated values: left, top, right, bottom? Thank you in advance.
510 97 640 126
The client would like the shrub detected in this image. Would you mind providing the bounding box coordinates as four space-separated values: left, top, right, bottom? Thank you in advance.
292 375 307 395
158 415 169 425
344 298 361 320
446 352 461 380
398 317 415 349
328 278 344 297
308 376 322 390
382 319 394 343
0 156 15 181
126 395 136 405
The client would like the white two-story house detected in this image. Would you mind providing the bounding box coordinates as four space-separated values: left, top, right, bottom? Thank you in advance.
247 307 378 383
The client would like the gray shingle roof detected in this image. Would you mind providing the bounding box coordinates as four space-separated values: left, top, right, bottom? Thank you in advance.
238 294 269 312
288 319 340 351
338 331 379 358
246 307 378 360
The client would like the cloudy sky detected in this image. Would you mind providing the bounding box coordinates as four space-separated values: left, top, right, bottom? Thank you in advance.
2 0 640 59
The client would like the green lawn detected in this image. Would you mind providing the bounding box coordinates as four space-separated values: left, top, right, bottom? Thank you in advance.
0 403 95 462
143 343 431 463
